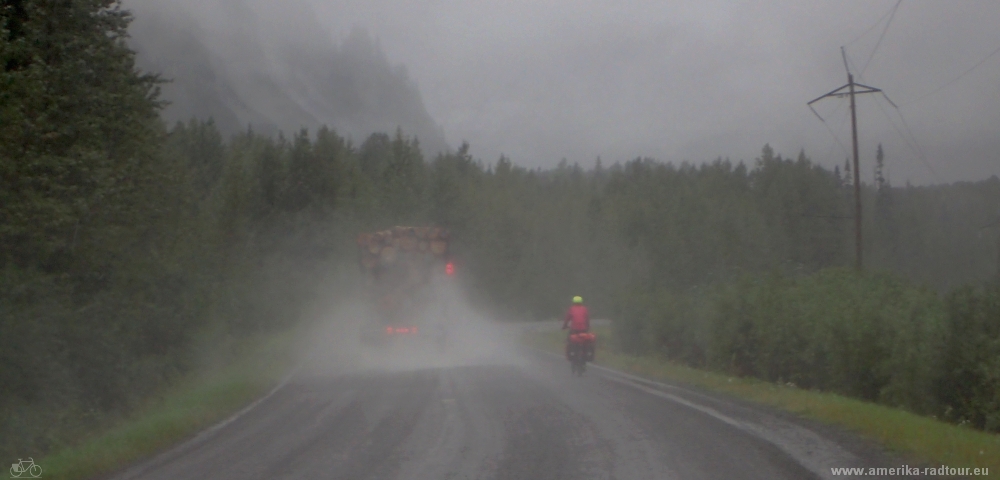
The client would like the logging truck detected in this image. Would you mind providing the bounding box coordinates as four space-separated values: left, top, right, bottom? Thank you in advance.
356 226 454 345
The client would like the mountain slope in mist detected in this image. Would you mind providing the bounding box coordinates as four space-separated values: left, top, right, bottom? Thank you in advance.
126 0 447 154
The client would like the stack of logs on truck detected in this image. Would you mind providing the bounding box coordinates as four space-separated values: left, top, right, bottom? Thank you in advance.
356 226 452 336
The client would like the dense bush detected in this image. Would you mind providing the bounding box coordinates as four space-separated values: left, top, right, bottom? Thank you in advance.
615 270 1000 432
708 270 945 411
613 287 710 366
938 282 1000 431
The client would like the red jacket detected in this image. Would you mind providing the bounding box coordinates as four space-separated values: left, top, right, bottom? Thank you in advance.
563 305 590 332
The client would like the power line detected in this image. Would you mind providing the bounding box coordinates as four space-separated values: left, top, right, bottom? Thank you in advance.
888 99 938 177
845 0 900 47
860 0 902 75
873 94 943 182
846 54 942 182
809 105 853 159
903 43 1000 107
817 108 852 169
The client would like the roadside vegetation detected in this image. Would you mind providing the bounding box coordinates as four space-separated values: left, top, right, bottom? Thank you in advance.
36 331 296 480
616 269 1000 433
525 327 1000 473
2 0 998 474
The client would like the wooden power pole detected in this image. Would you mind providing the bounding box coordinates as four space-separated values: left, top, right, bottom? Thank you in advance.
808 47 886 271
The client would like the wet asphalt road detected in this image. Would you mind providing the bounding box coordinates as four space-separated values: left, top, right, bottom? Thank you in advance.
109 346 910 480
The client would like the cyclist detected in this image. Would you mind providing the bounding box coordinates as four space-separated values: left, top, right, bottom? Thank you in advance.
562 296 590 357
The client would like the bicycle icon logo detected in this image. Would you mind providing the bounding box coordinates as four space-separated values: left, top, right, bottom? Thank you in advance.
9 458 42 478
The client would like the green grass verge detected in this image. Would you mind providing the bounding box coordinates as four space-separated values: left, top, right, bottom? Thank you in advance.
524 326 1000 473
29 331 299 480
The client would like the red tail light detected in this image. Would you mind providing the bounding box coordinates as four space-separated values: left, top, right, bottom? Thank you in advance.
445 262 455 276
385 326 418 335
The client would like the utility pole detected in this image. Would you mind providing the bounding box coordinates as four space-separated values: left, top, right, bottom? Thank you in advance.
808 47 886 271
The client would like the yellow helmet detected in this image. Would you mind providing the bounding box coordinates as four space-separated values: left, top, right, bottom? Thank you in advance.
572 296 583 304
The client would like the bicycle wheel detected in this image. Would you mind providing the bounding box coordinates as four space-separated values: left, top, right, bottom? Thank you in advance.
29 464 42 477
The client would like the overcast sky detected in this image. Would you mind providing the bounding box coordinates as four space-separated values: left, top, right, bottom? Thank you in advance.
134 0 1000 184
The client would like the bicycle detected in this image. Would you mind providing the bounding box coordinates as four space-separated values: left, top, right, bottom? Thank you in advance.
566 332 596 376
10 457 42 478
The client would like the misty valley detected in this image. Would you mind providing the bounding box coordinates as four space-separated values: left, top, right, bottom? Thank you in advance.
2 1 998 479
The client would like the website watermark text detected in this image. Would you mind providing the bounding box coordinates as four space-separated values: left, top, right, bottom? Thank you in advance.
831 465 988 476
